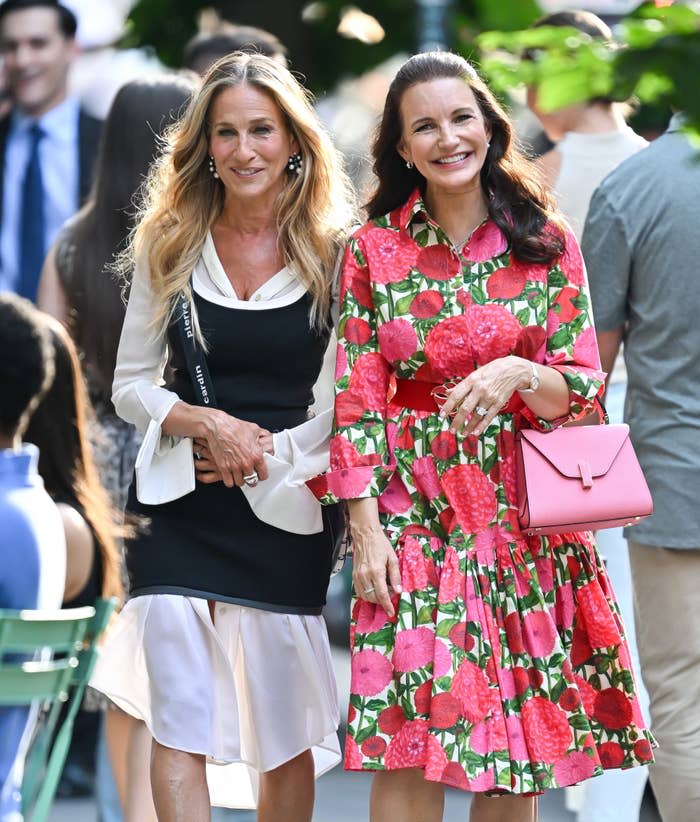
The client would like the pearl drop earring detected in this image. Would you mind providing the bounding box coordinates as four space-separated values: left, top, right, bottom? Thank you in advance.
287 152 303 175
208 155 219 179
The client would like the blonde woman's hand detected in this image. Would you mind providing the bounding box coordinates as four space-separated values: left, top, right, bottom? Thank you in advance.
194 428 274 484
349 498 402 617
439 355 533 437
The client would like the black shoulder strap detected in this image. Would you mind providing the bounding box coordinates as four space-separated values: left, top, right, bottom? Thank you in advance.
176 290 218 409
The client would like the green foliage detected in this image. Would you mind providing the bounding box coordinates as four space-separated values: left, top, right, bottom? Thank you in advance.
126 0 542 93
475 1 700 139
125 0 200 67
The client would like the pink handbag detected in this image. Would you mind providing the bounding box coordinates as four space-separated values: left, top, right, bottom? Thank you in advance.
515 421 653 536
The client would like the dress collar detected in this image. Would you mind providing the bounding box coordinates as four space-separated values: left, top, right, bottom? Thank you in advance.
200 231 297 301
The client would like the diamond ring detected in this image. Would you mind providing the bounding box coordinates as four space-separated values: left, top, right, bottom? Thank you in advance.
475 405 489 417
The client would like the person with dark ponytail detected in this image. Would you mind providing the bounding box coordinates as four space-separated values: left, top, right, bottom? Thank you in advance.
309 51 653 821
24 318 123 608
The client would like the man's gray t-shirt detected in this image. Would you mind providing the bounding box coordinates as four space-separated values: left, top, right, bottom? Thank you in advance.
582 115 700 548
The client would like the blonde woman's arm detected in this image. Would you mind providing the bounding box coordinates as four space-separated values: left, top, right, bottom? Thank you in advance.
113 254 267 488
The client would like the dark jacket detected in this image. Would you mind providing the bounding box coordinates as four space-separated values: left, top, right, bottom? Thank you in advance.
0 105 102 227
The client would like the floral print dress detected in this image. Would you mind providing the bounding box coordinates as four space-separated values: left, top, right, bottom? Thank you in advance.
309 190 655 795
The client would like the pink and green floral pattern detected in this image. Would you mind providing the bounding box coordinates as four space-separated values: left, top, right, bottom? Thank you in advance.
308 190 654 794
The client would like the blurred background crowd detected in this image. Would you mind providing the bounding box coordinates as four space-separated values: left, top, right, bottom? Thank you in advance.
1 0 698 820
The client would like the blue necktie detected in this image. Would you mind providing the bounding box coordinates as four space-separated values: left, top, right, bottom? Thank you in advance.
18 123 46 301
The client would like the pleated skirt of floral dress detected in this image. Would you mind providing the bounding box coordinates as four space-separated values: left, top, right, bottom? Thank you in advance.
343 432 655 795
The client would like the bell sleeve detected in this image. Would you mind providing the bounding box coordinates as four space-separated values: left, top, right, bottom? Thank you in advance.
520 228 607 431
306 233 395 504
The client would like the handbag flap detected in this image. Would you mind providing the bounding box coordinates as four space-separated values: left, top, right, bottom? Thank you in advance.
519 424 630 479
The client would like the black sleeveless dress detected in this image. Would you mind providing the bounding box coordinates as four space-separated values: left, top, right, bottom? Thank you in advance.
125 288 335 615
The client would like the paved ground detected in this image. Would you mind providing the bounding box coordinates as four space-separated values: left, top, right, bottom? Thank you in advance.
49 774 662 822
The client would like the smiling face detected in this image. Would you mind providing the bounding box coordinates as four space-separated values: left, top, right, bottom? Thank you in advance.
0 7 76 117
207 82 298 206
397 76 491 199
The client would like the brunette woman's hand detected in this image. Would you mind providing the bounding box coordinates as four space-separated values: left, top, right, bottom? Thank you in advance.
349 498 402 617
439 355 533 437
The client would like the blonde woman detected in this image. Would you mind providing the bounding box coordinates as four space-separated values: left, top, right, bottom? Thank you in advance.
91 53 354 821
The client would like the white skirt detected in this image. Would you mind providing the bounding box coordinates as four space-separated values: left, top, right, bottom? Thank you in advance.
91 595 341 808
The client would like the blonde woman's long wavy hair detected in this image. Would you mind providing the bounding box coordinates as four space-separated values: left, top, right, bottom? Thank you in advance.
120 52 355 338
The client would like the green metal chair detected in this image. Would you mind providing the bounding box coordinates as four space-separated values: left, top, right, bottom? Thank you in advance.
0 597 117 822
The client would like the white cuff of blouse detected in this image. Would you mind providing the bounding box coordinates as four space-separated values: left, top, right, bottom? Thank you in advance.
240 407 333 534
134 404 333 535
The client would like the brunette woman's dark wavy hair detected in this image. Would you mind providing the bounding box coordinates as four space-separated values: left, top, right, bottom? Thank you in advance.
58 75 196 404
24 320 124 602
366 52 565 264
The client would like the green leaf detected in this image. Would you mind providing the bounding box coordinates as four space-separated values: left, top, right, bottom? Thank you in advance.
470 285 487 305
569 713 592 731
465 750 486 769
550 326 573 350
548 269 567 288
517 307 531 325
354 721 378 745
367 626 396 646
365 699 386 712
414 228 430 247
417 605 435 625
550 677 566 704
497 767 512 787
349 694 363 710
436 619 458 639
394 293 418 315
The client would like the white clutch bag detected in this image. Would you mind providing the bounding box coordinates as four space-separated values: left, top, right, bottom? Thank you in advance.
134 418 195 505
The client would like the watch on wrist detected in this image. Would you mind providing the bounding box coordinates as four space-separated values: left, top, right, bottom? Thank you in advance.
518 361 540 394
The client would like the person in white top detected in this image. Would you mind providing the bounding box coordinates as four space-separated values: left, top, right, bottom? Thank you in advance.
526 11 650 822
526 10 648 242
90 53 355 821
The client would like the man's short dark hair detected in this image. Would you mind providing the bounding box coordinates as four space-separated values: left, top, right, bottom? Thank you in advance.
183 23 287 74
532 10 613 42
0 0 77 39
0 294 54 438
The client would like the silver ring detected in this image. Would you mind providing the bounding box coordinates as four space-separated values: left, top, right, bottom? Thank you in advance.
363 586 375 594
475 405 488 417
243 471 259 487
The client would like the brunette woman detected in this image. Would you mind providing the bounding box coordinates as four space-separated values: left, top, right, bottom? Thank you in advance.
309 52 654 822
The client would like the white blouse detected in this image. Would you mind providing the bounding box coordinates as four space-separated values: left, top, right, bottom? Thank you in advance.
113 233 336 532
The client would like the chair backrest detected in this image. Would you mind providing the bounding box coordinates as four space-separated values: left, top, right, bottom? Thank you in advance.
0 599 117 822
0 606 95 705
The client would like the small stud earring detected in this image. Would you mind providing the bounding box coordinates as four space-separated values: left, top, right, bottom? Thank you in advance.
406 161 413 169
486 141 491 150
287 152 303 175
208 155 219 179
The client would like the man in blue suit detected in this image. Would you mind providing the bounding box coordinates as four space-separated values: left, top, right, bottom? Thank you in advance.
0 0 101 300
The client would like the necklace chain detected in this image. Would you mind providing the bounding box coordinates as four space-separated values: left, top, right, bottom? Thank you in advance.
453 213 489 249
